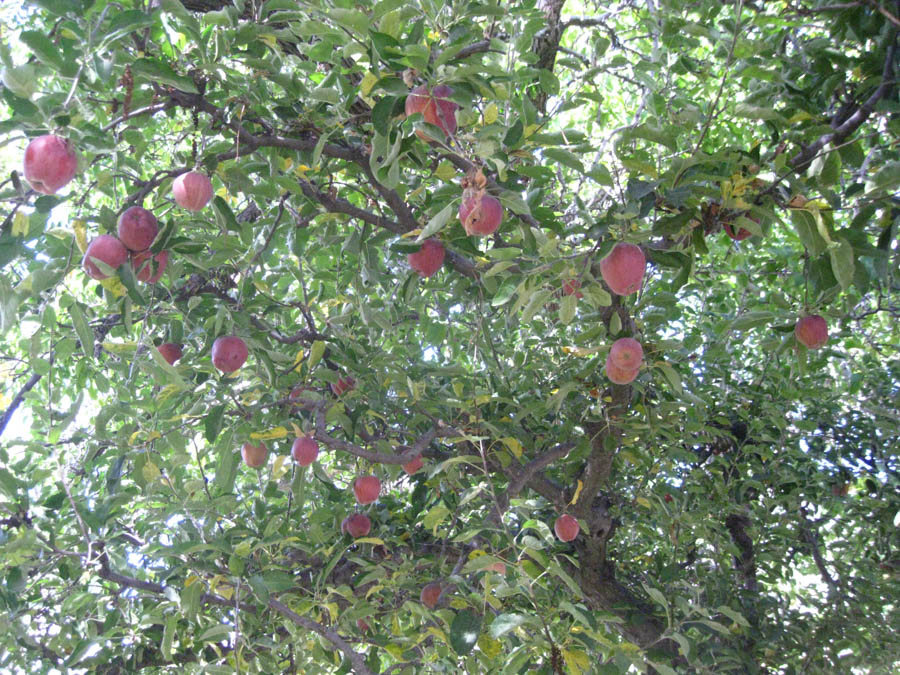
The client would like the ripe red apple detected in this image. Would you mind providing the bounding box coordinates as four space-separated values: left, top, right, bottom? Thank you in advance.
408 239 445 277
356 618 371 633
241 441 268 468
723 223 751 241
211 336 248 373
353 476 381 505
609 337 643 371
331 376 356 396
291 436 319 466
459 193 503 236
605 354 639 385
554 514 579 542
486 561 506 574
420 582 442 609
341 513 371 538
794 315 828 350
562 279 583 299
82 234 128 280
664 493 673 503
157 343 182 365
402 454 424 475
117 206 159 252
173 171 214 211
132 249 169 283
23 134 78 194
405 84 458 140
599 242 646 296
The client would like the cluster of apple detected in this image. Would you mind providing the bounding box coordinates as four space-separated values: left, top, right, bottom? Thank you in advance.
403 86 505 279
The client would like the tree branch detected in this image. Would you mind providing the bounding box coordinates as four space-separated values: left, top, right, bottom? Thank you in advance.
0 371 42 439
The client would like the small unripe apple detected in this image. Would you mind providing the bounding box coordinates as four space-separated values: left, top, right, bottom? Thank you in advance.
117 206 158 252
291 436 319 466
23 134 78 194
241 441 268 468
405 85 458 140
341 513 371 538
605 354 639 385
157 343 182 365
608 337 643 371
331 376 355 396
795 315 828 350
554 514 579 542
402 454 424 475
562 279 583 298
459 193 503 236
82 234 128 280
599 242 646 296
420 582 442 609
211 336 248 373
173 171 214 211
353 476 381 505
132 249 169 283
408 239 445 277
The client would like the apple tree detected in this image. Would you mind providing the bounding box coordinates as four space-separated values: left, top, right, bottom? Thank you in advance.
1 0 898 673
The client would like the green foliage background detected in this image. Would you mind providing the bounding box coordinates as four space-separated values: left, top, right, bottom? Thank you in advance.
0 0 898 673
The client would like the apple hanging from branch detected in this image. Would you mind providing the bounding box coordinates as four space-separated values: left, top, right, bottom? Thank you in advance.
82 235 128 280
600 242 646 296
211 336 248 373
23 134 78 194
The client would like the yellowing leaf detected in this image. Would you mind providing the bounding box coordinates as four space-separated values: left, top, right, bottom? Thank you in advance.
290 422 303 437
562 649 591 675
12 211 28 237
72 219 88 252
185 575 200 588
569 479 584 505
500 436 523 458
354 537 385 546
99 276 127 297
636 496 652 508
250 426 289 441
426 626 447 643
273 454 289 479
252 280 270 294
360 71 378 97
258 33 278 49
483 103 499 125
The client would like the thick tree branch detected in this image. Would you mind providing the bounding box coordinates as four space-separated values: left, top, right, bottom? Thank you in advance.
0 371 42 439
790 34 897 170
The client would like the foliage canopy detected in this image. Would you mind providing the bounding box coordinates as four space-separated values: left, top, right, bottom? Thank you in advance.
1 0 899 673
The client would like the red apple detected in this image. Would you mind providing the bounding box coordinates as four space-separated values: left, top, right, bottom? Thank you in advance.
291 436 319 466
157 343 182 365
408 239 445 277
173 171 214 211
117 206 159 252
724 223 751 241
353 476 381 505
609 337 643 371
664 493 673 503
356 618 371 633
405 85 458 140
795 314 828 350
241 441 268 468
132 249 169 283
599 242 646 296
420 582 442 609
341 513 371 538
459 193 503 236
402 454 424 475
23 134 78 194
82 234 128 280
486 561 506 574
211 336 248 373
562 279 583 298
331 376 356 396
605 353 639 385
554 514 579 542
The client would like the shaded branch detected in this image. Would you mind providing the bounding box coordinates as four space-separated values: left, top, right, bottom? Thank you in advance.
0 371 43 440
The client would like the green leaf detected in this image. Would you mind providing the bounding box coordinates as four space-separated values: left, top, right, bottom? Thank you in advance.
490 613 528 638
19 31 65 71
417 203 454 241
559 294 576 324
161 613 176 661
131 58 199 93
828 237 855 291
68 302 94 361
450 609 482 656
790 209 827 256
543 148 585 174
